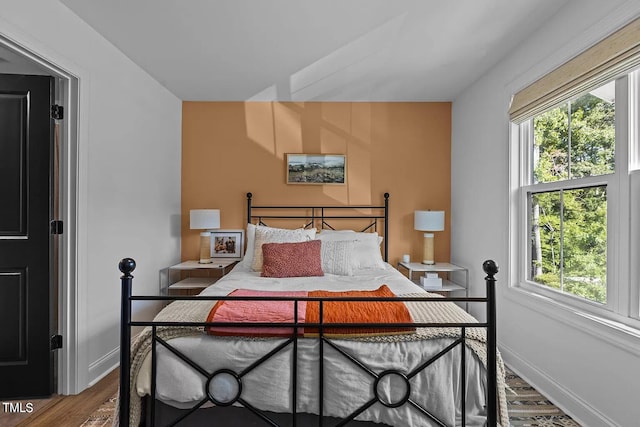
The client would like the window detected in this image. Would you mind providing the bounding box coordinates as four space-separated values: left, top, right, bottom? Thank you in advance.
510 18 640 325
524 82 615 305
513 70 639 323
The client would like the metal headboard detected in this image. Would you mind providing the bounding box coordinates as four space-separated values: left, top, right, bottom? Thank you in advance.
246 192 390 262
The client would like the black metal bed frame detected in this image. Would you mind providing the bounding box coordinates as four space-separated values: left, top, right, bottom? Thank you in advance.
118 193 498 427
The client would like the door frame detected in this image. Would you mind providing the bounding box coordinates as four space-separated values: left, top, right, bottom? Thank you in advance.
0 36 80 395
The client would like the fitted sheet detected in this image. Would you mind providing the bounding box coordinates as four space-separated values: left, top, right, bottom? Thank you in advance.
134 263 497 426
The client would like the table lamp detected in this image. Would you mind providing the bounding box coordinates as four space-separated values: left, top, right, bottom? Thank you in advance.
190 209 220 263
414 210 445 265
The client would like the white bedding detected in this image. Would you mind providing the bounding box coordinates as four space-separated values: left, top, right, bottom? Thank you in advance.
135 263 496 426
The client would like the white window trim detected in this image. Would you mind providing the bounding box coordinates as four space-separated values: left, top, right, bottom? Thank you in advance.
630 169 640 321
614 76 632 320
508 74 640 336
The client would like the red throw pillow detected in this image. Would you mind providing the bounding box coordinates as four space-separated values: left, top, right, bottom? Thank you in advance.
261 240 324 278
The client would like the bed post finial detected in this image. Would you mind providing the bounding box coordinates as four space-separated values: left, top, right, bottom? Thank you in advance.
119 257 136 276
483 259 498 426
118 258 135 427
482 259 498 278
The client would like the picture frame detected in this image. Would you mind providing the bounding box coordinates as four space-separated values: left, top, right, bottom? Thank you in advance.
286 154 346 185
210 229 244 259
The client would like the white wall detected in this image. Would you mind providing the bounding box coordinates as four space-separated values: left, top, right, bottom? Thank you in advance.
452 0 640 425
0 0 182 392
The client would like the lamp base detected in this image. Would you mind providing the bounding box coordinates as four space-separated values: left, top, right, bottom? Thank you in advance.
199 232 212 264
422 233 435 265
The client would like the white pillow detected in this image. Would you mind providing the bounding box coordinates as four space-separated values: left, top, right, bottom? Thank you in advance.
251 225 316 271
318 229 355 235
320 240 355 276
239 223 316 268
317 231 385 270
318 229 384 246
239 223 258 268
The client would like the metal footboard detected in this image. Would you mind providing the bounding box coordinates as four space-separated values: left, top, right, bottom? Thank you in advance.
118 259 499 427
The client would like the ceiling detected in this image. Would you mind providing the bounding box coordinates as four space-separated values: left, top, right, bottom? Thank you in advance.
50 0 570 101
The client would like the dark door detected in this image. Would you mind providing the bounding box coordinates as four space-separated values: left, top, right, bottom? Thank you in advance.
0 74 54 398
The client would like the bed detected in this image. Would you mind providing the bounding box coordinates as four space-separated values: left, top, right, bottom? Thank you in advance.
117 193 506 426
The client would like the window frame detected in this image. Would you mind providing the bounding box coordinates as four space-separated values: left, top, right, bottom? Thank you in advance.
511 72 640 328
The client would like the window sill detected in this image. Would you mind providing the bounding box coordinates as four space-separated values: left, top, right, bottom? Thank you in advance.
504 284 640 356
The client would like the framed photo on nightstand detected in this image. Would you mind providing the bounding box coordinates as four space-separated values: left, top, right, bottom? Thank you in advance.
210 229 244 259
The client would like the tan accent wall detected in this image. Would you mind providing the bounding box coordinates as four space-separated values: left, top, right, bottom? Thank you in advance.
182 102 451 265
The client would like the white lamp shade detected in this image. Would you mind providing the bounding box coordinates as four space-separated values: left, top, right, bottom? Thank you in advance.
190 209 220 230
414 210 445 232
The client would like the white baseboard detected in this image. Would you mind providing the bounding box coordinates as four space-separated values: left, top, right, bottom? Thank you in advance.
87 347 119 387
87 331 145 388
499 342 618 427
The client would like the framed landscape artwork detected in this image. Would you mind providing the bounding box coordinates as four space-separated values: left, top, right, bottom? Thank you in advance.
210 229 244 259
286 154 346 185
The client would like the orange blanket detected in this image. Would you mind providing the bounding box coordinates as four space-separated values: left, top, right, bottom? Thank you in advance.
206 285 414 337
305 285 415 337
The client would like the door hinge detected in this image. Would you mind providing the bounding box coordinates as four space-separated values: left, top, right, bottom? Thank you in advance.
51 104 64 120
50 220 63 235
51 335 63 350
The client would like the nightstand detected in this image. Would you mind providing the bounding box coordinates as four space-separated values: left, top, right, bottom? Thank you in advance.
163 259 239 296
397 261 469 309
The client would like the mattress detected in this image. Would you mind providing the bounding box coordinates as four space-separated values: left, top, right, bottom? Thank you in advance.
132 263 503 426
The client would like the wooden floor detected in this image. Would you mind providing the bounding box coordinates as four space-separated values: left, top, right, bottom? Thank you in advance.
0 368 119 427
